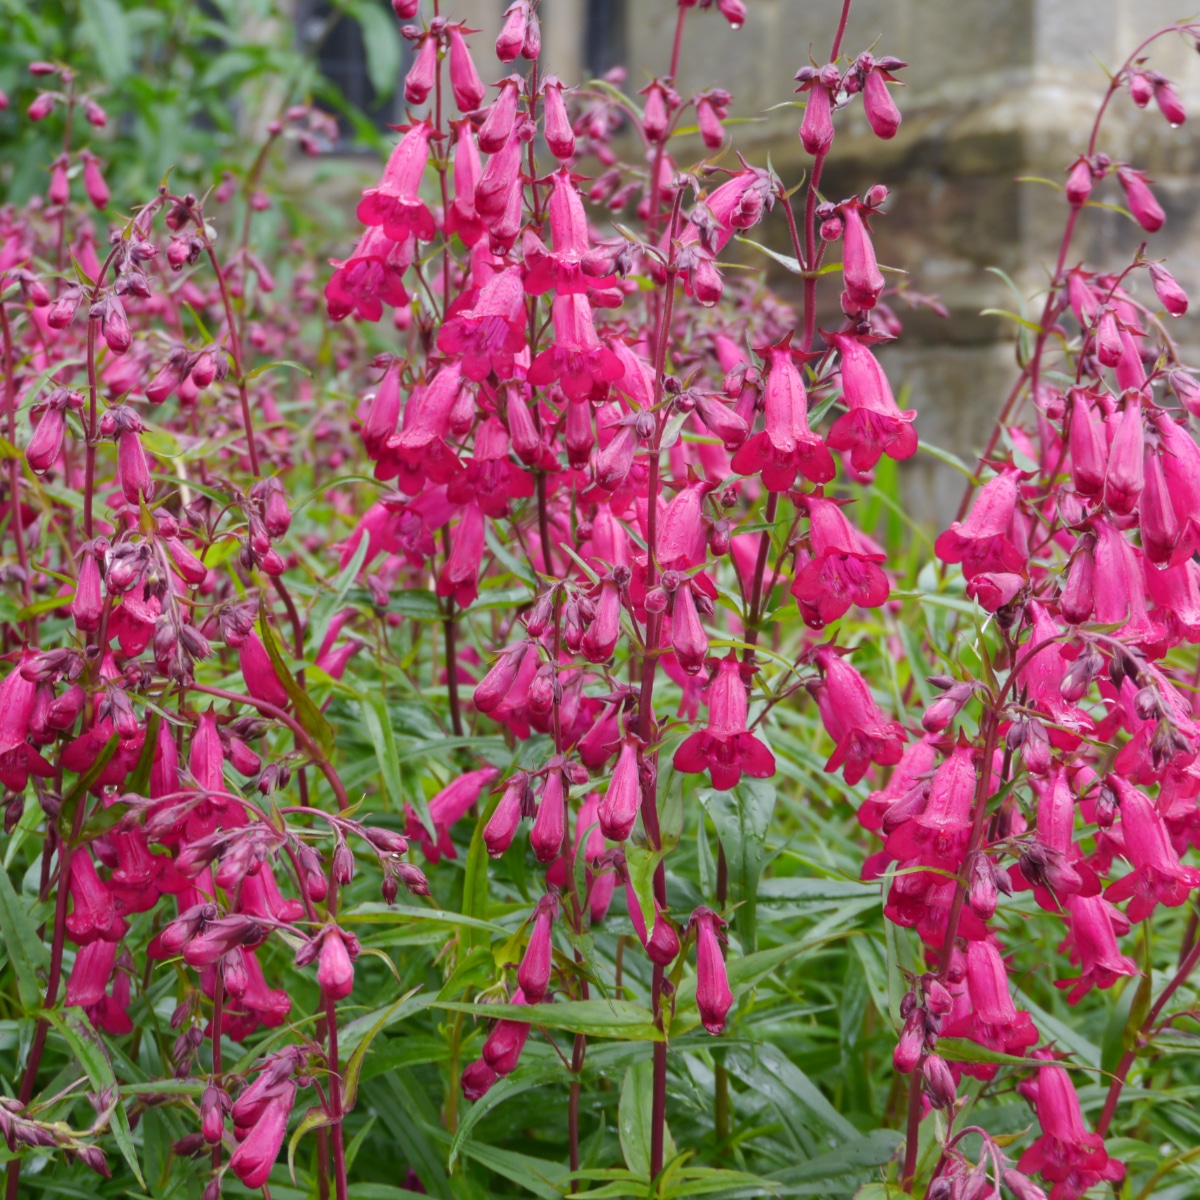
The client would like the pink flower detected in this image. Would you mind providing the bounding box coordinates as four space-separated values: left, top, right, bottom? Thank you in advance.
229 1083 296 1189
496 2 529 63
1116 166 1165 233
517 894 557 1002
484 772 531 857
528 294 624 400
673 654 775 790
1104 775 1200 921
599 736 642 841
840 202 885 310
326 227 412 322
934 468 1026 580
791 494 889 627
826 334 918 471
357 122 437 243
730 338 835 490
884 743 975 863
445 120 484 247
482 989 531 1074
65 938 117 1009
530 766 566 863
447 26 486 113
404 34 436 105
1056 894 1138 1004
1018 1065 1124 1199
406 765 499 862
808 646 907 785
795 65 837 155
542 78 575 160
241 631 290 710
316 928 356 999
525 171 604 296
621 860 679 964
860 56 904 139
65 850 123 945
953 940 1039 1069
437 268 527 380
437 501 487 608
690 907 734 1034
1104 393 1143 515
80 150 109 209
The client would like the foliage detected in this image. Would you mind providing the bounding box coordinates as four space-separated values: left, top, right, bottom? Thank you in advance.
2 3 1200 1200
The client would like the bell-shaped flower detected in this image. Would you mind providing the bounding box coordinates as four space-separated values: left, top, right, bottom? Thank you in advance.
840 201 885 310
1104 393 1144 515
1018 1064 1125 1196
326 226 411 323
884 742 975 864
482 989 531 1074
437 268 527 381
229 1082 296 1189
690 907 734 1034
826 333 918 470
357 121 437 243
530 766 566 863
935 467 1027 580
517 894 558 1002
447 25 486 112
599 735 642 841
528 294 624 400
791 494 889 627
406 765 499 862
731 338 835 489
673 654 775 790
809 646 907 785
1116 166 1164 233
437 501 487 608
1056 894 1138 1004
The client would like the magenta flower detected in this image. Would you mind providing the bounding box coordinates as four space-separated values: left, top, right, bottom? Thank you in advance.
530 766 566 863
437 268 527 381
527 294 624 400
791 494 889 627
357 121 437 244
1018 1065 1124 1199
326 227 412 322
599 735 641 841
1104 775 1200 921
1057 894 1138 1004
229 1082 296 1189
316 928 356 1000
673 653 775 791
690 906 734 1034
934 468 1027 580
517 894 557 1002
1116 166 1165 232
809 646 907 785
731 338 835 490
406 765 499 862
445 120 484 246
484 772 530 857
840 202 885 311
884 742 975 863
482 989 531 1075
621 861 679 965
826 333 918 471
447 25 486 112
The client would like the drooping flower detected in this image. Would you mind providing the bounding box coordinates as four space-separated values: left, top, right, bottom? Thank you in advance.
673 654 775 791
690 906 734 1034
934 468 1027 580
791 494 889 626
357 122 437 244
826 333 918 470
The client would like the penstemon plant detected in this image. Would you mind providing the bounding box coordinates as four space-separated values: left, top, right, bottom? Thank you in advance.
3 0 1200 1198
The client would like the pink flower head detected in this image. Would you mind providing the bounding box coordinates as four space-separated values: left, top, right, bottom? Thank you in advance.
621 860 680 965
795 64 838 155
484 771 531 857
496 2 529 63
524 170 603 295
0 654 38 756
1104 392 1144 515
956 940 1039 1068
326 226 412 322
437 268 527 380
1104 775 1200 921
1116 166 1165 233
859 54 904 140
447 25 486 113
1149 262 1188 316
517 894 557 1002
65 850 123 945
657 472 715 569
542 77 576 160
478 76 522 154
826 333 918 471
808 645 907 785
229 1082 296 1189
404 34 436 105
690 906 734 1034
357 121 437 243
731 337 835 490
1068 388 1107 497
839 201 885 310
316 927 356 999
673 653 776 790
599 735 642 841
670 580 709 674
1091 519 1166 647
80 150 109 210
65 937 117 1009
884 742 975 863
1057 894 1138 1003
934 468 1026 580
528 294 624 400
406 764 499 862
1018 1065 1124 1198
445 119 484 246
530 765 566 863
241 631 289 710
437 500 487 607
482 989 530 1074
791 494 889 627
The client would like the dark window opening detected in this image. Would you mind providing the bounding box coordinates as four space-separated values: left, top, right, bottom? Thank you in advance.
302 0 407 143
585 0 628 80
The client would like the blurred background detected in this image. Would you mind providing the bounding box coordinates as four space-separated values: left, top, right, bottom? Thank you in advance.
4 0 1200 519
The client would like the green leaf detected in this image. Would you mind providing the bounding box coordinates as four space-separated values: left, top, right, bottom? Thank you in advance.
461 792 498 951
308 529 370 655
127 710 162 797
257 598 335 757
1122 965 1153 1052
346 0 401 98
287 1104 334 1183
0 857 49 1011
390 590 444 621
735 236 801 274
44 1009 144 1186
624 842 663 940
79 0 131 81
619 1059 675 1179
726 1044 858 1143
699 779 776 953
342 991 420 1113
936 1037 1042 1069
430 998 663 1040
244 359 314 382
